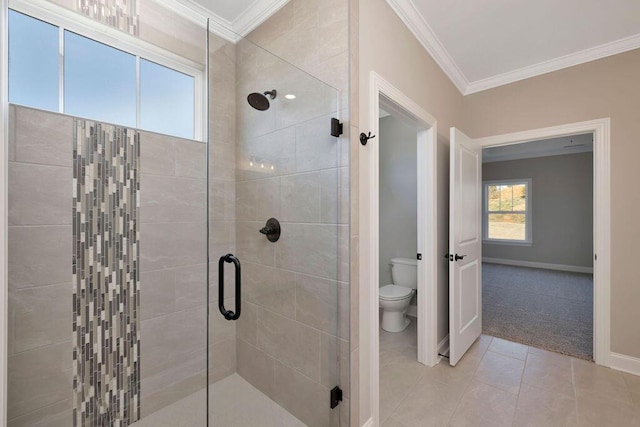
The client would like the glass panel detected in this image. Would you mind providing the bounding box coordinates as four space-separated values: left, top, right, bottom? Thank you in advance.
6 5 208 427
5 1 348 425
487 185 501 212
64 31 136 126
140 59 195 139
8 10 59 111
488 213 526 240
208 28 344 426
488 183 527 212
512 184 527 210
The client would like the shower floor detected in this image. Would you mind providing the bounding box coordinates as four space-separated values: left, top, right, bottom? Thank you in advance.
133 374 305 427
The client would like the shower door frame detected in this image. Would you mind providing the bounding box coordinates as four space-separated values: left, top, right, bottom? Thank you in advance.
0 0 8 423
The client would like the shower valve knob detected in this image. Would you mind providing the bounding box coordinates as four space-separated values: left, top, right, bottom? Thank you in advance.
259 218 281 242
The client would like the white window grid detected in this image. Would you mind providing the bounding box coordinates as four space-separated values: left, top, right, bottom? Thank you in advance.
9 0 205 141
483 178 533 245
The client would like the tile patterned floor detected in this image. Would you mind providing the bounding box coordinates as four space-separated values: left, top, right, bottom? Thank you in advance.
380 323 640 426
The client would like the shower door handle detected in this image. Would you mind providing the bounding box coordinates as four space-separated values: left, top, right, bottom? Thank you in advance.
218 254 241 320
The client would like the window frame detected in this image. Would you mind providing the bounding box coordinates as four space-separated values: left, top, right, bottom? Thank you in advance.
483 178 533 245
8 0 205 141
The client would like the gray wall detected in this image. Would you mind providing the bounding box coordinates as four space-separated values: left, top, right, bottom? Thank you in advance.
483 152 594 268
378 115 417 287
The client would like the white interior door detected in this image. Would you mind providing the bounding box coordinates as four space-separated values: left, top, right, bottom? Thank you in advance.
449 127 482 366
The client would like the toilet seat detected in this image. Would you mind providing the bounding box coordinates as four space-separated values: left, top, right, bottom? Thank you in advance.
379 284 413 301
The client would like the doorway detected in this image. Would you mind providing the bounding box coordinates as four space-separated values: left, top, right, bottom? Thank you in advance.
481 134 594 360
448 119 611 366
365 71 439 425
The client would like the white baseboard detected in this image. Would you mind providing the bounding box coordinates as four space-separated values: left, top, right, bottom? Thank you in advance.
362 417 374 427
406 304 418 318
438 334 450 358
610 352 640 376
482 257 593 274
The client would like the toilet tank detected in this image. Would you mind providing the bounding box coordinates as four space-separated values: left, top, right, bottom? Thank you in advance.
391 257 418 289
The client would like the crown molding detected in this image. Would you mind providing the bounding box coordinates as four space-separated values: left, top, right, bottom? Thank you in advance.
233 0 290 37
465 32 640 94
152 0 289 44
385 0 640 96
152 0 238 42
385 0 468 94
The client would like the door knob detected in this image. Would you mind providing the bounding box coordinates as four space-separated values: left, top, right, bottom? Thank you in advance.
454 254 466 261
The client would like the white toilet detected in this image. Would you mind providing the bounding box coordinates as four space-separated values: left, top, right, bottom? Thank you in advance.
379 257 418 332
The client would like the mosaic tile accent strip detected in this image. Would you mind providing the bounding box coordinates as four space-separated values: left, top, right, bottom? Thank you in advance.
76 0 139 36
73 119 141 426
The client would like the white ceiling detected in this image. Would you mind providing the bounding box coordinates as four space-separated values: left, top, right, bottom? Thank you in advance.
387 0 640 94
483 133 593 163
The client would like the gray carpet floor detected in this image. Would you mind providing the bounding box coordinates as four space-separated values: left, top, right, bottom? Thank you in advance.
482 263 593 360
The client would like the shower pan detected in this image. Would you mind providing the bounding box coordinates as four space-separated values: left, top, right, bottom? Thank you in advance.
4 1 348 426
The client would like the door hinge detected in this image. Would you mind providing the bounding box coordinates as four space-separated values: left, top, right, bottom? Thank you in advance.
331 118 343 137
417 253 422 260
595 253 597 261
330 386 343 409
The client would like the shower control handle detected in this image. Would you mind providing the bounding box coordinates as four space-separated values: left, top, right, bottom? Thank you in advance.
260 226 275 235
218 254 241 321
259 218 281 242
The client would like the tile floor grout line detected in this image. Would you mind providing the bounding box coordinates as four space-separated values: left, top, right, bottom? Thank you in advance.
380 331 640 426
382 360 428 424
571 357 580 424
509 348 529 426
445 355 483 426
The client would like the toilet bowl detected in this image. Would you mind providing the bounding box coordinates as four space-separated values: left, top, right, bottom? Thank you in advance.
379 257 418 332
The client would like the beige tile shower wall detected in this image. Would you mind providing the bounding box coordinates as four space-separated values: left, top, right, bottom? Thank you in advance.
5 106 223 425
138 129 212 418
208 33 238 386
7 106 74 426
234 0 351 425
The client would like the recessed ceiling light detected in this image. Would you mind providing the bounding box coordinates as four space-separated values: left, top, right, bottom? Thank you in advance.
285 94 296 100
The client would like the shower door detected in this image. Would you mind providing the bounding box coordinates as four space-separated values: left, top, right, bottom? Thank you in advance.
4 0 348 425
207 28 348 427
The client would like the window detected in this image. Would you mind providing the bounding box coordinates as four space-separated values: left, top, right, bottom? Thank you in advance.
8 10 59 111
140 59 195 140
8 8 202 140
484 179 532 244
64 31 137 127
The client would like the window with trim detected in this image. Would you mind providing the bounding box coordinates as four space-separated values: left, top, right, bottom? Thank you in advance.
483 179 532 244
8 9 201 140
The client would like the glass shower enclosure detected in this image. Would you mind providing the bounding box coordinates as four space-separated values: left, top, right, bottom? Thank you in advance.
4 0 348 426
